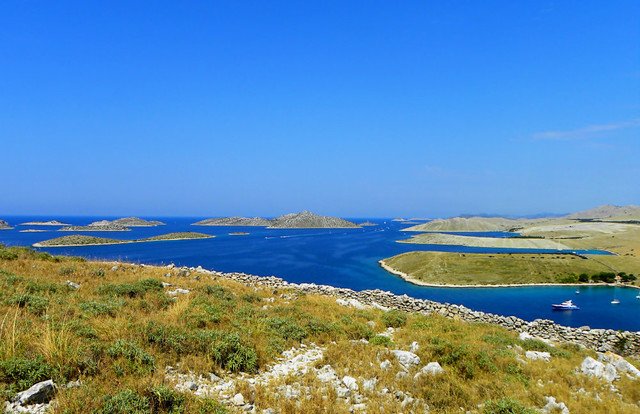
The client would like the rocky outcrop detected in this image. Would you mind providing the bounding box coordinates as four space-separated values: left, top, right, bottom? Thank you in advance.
193 217 273 226
0 219 12 230
269 211 360 228
5 379 57 414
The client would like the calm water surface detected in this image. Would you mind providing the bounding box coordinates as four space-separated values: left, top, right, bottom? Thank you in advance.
1 216 638 331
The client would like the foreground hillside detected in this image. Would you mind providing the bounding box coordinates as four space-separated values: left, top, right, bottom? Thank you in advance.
0 246 639 413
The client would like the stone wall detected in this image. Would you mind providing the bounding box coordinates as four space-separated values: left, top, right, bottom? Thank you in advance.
183 266 640 357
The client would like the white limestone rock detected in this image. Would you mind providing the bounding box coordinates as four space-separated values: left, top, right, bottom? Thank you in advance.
391 350 420 369
525 351 551 362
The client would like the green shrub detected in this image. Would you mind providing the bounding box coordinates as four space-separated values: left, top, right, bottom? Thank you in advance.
578 273 589 283
80 299 123 317
266 317 308 341
208 333 258 373
381 310 407 328
98 279 164 298
0 249 19 261
144 322 191 355
0 356 54 396
94 389 150 414
369 335 393 347
26 280 61 294
91 268 106 278
147 385 185 413
8 293 49 315
241 293 261 303
340 316 374 340
58 266 76 276
194 399 228 414
106 340 155 375
482 398 537 414
204 285 235 303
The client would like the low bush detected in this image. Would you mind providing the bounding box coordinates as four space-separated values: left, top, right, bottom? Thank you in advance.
0 356 54 396
79 300 123 317
266 317 308 341
208 332 258 373
106 340 155 375
381 310 407 328
95 389 150 414
369 335 393 347
7 293 49 315
98 279 164 298
482 398 537 414
147 385 186 413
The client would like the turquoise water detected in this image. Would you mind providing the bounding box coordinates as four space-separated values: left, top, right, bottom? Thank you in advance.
1 216 638 331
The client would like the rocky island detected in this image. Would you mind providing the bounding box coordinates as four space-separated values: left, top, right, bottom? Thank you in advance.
0 220 12 230
193 217 272 226
34 232 214 247
194 211 360 229
268 211 360 228
59 217 164 232
19 220 70 226
358 221 378 226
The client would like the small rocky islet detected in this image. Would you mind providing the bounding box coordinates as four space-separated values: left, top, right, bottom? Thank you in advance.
0 220 12 230
19 220 70 226
59 217 165 232
194 211 360 229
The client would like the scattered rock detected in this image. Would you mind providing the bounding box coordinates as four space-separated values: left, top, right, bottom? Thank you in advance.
598 352 640 379
391 350 420 369
420 362 445 376
409 341 420 353
336 298 368 310
525 351 551 362
580 357 618 382
167 288 190 296
363 378 377 392
64 280 80 290
380 360 392 370
541 396 569 414
342 376 358 391
232 393 245 406
12 380 57 405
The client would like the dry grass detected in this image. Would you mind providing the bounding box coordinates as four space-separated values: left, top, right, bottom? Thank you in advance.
0 245 638 413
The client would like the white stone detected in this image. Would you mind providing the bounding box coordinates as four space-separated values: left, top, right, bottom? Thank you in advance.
541 396 569 414
580 357 618 382
336 298 368 310
409 341 420 353
380 360 392 370
316 365 338 383
168 288 190 296
525 351 551 362
342 376 358 391
421 362 445 375
598 352 640 379
363 378 377 391
65 280 80 290
12 380 57 405
391 350 420 369
232 393 245 406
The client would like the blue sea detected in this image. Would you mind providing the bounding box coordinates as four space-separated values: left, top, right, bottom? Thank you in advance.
1 216 638 332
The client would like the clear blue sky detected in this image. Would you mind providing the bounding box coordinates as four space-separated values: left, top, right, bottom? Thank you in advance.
1 1 638 218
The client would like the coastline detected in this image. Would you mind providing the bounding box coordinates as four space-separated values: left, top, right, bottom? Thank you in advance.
33 235 215 248
378 259 640 290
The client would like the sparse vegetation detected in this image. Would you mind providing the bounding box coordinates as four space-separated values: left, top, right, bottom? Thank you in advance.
0 245 639 413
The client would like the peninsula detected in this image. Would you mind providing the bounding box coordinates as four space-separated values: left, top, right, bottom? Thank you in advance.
385 205 640 287
194 211 360 229
19 220 70 226
33 232 213 247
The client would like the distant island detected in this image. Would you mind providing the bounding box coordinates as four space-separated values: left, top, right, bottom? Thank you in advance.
34 232 213 247
0 220 12 230
229 232 249 236
194 217 272 226
59 217 165 232
194 211 360 229
20 220 70 226
359 221 378 226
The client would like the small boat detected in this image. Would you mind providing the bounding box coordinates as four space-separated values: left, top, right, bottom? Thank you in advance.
575 290 580 294
611 299 620 304
552 300 579 310
636 294 640 299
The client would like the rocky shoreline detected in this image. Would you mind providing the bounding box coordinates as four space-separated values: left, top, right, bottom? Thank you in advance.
145 262 640 357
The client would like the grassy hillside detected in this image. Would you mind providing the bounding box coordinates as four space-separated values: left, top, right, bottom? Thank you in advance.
0 245 639 413
399 233 570 250
381 252 629 286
